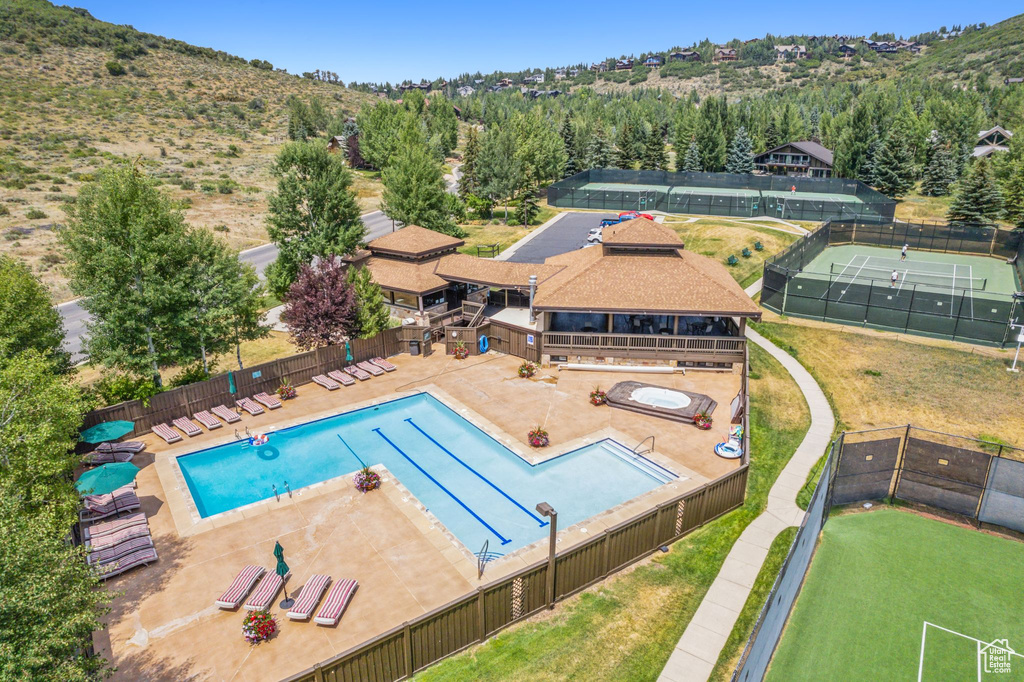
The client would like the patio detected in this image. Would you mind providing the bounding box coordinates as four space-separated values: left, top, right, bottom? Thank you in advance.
93 351 741 681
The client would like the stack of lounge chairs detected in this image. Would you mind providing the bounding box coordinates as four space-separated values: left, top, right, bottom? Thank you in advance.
312 356 398 390
80 485 141 522
82 440 148 466
216 565 358 626
83 510 157 579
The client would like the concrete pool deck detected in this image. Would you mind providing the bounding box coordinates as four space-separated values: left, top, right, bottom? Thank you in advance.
94 351 742 681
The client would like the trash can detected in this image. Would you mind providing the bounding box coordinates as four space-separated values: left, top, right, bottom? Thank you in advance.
410 340 421 356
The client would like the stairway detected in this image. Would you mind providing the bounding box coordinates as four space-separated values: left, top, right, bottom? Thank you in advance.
600 440 678 484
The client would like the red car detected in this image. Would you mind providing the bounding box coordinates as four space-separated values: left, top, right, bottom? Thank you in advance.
618 211 655 221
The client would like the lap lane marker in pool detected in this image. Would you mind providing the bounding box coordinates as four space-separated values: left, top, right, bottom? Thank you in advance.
372 428 512 546
403 418 548 528
336 434 367 468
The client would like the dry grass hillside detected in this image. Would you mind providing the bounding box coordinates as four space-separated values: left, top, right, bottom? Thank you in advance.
0 41 378 301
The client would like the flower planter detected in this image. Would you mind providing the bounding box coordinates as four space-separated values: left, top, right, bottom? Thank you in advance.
589 388 607 406
528 427 549 448
354 467 381 492
277 383 297 401
242 610 276 644
693 413 713 430
518 361 537 378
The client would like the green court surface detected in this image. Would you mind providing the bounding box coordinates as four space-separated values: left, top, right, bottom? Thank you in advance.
767 509 1024 681
579 182 761 197
804 244 1021 295
762 189 865 204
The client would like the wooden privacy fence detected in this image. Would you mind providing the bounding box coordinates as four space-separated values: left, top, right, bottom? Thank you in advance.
81 328 404 438
284 464 749 682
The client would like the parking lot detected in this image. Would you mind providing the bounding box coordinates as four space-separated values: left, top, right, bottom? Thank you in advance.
504 212 616 263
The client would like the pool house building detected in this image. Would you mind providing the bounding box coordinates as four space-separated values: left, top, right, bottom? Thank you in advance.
355 219 760 369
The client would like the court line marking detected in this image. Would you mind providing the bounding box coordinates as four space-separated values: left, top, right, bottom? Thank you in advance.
968 265 975 320
836 255 872 302
821 254 862 299
951 264 957 317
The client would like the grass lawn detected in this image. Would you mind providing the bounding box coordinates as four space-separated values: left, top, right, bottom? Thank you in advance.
767 508 1024 681
414 342 811 681
662 218 801 288
751 321 1024 445
894 188 954 223
457 206 560 257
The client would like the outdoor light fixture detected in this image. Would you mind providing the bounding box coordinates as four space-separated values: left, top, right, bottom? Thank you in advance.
536 502 557 609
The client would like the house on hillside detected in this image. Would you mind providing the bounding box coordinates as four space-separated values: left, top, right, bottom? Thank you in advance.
457 85 474 97
643 55 664 68
893 40 921 53
524 73 545 84
838 44 858 58
670 50 701 62
615 59 634 70
1006 77 1024 86
862 39 898 53
327 136 345 153
399 81 431 92
590 62 608 72
554 69 567 80
568 67 580 77
713 47 737 62
973 126 1013 158
498 78 512 87
774 44 807 60
753 141 834 178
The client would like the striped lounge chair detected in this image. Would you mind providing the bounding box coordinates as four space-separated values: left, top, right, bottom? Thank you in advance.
370 357 397 372
356 361 384 377
244 570 287 611
253 392 282 410
312 374 340 391
80 489 141 523
96 441 146 454
235 398 265 416
83 512 147 542
152 423 183 444
286 574 332 620
86 534 154 566
193 410 222 430
327 370 356 387
86 522 152 551
97 547 158 580
81 450 135 466
216 565 266 609
314 578 358 626
172 417 201 437
211 404 242 423
344 365 372 381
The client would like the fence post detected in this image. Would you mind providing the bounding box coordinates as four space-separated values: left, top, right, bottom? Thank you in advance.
476 588 486 643
974 447 999 525
600 530 611 577
890 424 912 503
403 621 413 677
313 664 324 682
904 285 917 333
781 274 790 314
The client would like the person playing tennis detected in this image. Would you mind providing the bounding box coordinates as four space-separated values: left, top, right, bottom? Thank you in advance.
890 269 899 288
901 243 908 261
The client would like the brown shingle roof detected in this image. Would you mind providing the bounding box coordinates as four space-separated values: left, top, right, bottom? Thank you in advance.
363 257 448 294
603 218 684 248
367 225 464 258
533 247 759 316
433 254 564 289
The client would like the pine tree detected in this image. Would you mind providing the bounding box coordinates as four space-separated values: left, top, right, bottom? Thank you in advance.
920 136 958 197
559 117 578 178
860 137 882 186
615 119 642 169
694 113 726 171
583 127 612 169
834 103 874 179
871 130 916 199
725 126 754 174
640 126 668 171
347 265 392 338
458 126 481 200
947 158 1003 223
1002 160 1024 230
682 139 702 172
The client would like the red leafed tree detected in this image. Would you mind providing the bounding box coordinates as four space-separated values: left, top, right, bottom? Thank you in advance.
281 255 359 350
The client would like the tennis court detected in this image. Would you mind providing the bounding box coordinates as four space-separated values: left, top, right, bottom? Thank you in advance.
767 509 1024 681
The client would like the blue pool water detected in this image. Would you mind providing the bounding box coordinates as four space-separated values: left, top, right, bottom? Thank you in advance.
177 393 673 555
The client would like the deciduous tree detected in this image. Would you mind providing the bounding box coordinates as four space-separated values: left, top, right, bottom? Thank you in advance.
347 265 392 338
381 121 462 236
281 257 358 350
0 256 70 372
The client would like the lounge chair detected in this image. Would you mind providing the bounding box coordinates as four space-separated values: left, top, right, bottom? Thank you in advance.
193 410 223 430
253 392 282 410
82 484 137 504
86 534 154 566
236 398 265 416
286 574 332 620
211 404 242 423
312 374 340 391
96 547 158 580
244 570 287 611
216 565 266 609
356 361 384 377
314 578 358 626
327 370 356 387
80 490 141 523
81 450 135 466
370 357 397 372
344 365 372 381
152 423 183 444
83 512 147 542
86 522 152 551
96 441 146 454
172 417 202 437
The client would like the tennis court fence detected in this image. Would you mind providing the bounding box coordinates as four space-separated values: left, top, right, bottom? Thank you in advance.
733 426 1024 681
761 219 1024 347
547 169 896 221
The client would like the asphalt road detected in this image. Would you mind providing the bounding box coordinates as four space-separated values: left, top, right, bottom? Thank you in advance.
57 210 401 363
504 212 616 264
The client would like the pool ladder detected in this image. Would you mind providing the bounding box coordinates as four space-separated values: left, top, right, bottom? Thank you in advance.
633 435 655 456
476 540 504 578
271 481 293 502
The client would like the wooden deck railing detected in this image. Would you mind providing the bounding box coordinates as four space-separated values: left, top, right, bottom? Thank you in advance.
542 332 745 362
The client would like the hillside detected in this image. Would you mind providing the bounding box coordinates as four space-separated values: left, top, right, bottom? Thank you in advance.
0 0 379 301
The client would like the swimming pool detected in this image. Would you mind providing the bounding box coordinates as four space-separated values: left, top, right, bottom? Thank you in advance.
176 393 676 556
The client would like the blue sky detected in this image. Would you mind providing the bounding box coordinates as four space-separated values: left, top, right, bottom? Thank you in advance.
75 1 1012 83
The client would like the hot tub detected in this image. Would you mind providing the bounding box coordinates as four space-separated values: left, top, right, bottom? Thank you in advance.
629 386 693 410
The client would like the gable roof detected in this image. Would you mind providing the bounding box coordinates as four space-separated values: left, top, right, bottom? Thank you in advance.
363 257 448 294
756 140 834 166
603 218 684 248
367 225 464 258
978 125 1013 141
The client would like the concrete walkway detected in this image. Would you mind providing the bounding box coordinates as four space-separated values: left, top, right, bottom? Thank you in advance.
658 281 835 682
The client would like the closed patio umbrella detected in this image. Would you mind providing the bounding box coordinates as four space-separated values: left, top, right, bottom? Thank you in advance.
274 541 293 608
345 340 353 363
228 370 237 395
79 420 135 444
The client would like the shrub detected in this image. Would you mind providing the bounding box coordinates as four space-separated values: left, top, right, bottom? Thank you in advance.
0 204 9 216
92 372 161 407
169 362 214 387
105 61 126 76
26 208 46 219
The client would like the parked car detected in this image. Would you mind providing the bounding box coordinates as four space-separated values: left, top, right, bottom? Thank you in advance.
587 231 603 243
619 211 655 220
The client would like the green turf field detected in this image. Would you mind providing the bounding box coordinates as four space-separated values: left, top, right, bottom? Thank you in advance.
767 509 1024 681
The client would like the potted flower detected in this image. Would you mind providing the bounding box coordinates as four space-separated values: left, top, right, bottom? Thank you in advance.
277 381 297 400
241 610 276 644
518 361 536 378
452 340 469 360
693 412 713 430
353 466 381 492
528 426 549 448
589 387 607 406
